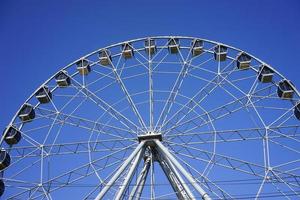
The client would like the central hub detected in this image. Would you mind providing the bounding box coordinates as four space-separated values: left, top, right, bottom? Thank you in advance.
138 132 162 146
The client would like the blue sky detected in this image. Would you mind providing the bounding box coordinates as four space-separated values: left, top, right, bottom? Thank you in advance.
1 0 300 128
0 1 300 199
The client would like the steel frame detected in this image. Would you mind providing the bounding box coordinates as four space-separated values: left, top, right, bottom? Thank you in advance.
1 36 300 199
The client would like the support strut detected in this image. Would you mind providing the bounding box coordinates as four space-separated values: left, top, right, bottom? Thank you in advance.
156 150 195 199
95 141 145 200
128 156 151 200
154 140 211 200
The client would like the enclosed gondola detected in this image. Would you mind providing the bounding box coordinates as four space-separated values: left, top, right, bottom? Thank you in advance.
191 39 203 56
237 52 251 70
35 86 52 104
99 49 112 66
18 104 35 122
3 126 21 145
145 38 156 55
55 70 71 87
122 43 134 59
277 80 294 99
0 150 10 170
76 59 91 75
258 65 274 83
214 45 227 61
168 38 179 54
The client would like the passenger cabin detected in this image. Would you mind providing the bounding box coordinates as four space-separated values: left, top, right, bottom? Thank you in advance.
277 80 294 99
122 43 134 59
76 59 91 75
35 86 52 104
99 49 112 66
237 53 251 70
18 104 35 122
168 38 179 54
0 150 10 170
214 45 227 61
55 70 71 87
295 102 300 120
258 65 274 83
191 39 203 56
3 126 21 145
0 179 4 197
145 38 156 55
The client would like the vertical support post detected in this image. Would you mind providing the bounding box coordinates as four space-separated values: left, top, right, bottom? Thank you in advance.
154 140 211 200
114 148 144 199
157 151 195 200
129 156 151 200
94 141 145 200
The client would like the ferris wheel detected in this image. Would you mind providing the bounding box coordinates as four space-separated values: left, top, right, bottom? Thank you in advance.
1 36 300 199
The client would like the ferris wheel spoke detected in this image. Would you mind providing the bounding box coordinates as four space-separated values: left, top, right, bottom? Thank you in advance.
171 151 234 199
217 76 274 171
85 70 116 88
160 59 236 132
268 181 293 200
268 106 296 128
189 61 217 76
269 136 300 154
270 170 300 197
164 95 249 135
83 154 135 200
69 76 141 133
36 144 137 197
35 107 135 139
27 158 125 200
41 186 53 200
164 87 274 137
109 56 148 131
167 141 266 177
155 52 193 132
220 73 268 127
4 177 38 189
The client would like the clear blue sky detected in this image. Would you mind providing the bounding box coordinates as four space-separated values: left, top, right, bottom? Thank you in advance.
0 1 300 199
1 0 300 128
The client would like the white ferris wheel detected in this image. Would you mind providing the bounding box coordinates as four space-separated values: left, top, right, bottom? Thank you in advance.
1 36 300 200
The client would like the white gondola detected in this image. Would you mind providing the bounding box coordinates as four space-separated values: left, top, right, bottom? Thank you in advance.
55 70 71 87
258 65 274 83
168 38 179 54
35 86 52 104
18 104 35 122
277 80 294 99
76 59 91 75
99 49 112 66
237 52 251 70
145 38 156 55
0 150 10 170
295 102 300 120
214 45 227 61
3 126 21 145
122 43 134 59
191 39 203 56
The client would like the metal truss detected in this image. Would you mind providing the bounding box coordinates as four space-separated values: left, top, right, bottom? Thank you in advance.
1 36 300 199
